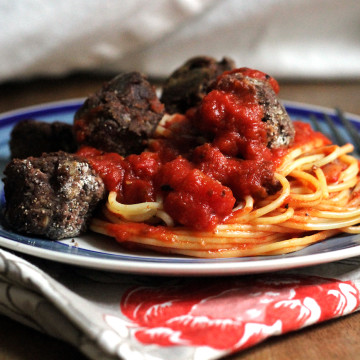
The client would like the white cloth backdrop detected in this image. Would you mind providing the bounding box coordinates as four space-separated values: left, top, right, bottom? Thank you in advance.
1 0 360 82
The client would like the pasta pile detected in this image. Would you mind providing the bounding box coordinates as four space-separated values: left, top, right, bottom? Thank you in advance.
91 136 360 258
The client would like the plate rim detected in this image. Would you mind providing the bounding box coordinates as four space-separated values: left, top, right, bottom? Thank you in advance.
1 235 360 276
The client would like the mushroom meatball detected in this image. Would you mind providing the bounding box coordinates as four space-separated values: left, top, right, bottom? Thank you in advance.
74 72 165 156
3 151 106 240
160 56 235 114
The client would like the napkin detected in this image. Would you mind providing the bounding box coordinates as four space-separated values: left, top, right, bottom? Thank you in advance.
1 248 359 360
2 0 360 82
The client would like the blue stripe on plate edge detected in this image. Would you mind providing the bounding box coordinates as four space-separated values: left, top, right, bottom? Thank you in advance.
0 101 83 128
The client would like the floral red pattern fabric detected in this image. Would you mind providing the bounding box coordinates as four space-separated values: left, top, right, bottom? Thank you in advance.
120 275 360 351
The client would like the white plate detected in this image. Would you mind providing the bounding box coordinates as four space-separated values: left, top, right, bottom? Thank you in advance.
1 99 360 276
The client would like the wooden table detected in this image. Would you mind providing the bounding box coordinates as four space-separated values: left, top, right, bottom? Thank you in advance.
1 74 360 360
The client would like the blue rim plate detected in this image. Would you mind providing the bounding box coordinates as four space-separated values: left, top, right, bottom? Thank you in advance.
1 99 360 276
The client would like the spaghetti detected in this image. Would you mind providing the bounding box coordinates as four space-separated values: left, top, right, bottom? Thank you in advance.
89 127 360 258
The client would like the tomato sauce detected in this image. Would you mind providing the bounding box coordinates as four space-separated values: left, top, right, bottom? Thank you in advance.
321 160 347 184
77 68 330 232
155 157 235 230
292 121 331 148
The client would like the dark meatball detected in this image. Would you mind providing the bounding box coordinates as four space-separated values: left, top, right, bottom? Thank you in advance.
10 119 77 159
74 72 165 156
160 56 235 114
212 70 295 148
3 152 106 240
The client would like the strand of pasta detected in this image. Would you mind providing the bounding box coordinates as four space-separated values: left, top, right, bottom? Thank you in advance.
228 173 289 223
106 191 161 222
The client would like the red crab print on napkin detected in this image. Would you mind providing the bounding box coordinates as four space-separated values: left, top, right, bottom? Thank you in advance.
120 275 360 352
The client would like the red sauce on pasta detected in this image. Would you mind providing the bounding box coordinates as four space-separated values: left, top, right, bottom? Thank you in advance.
77 69 330 232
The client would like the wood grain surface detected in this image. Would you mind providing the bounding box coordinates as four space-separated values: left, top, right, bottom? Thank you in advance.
1 74 360 360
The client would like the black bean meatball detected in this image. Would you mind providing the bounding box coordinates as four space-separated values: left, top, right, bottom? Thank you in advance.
74 72 165 156
10 119 77 159
160 56 235 114
3 152 106 240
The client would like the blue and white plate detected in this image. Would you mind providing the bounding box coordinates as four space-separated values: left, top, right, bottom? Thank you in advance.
1 99 360 275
